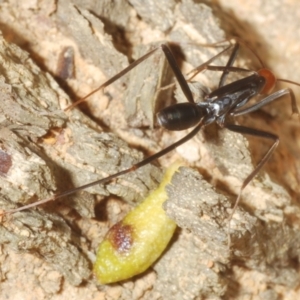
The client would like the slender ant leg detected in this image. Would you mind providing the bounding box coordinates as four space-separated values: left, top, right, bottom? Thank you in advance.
225 124 279 212
233 88 299 117
224 123 279 244
160 45 195 103
65 47 161 111
218 42 240 88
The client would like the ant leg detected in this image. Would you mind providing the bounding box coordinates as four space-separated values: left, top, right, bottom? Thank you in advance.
187 37 270 87
186 44 235 80
223 124 279 246
185 41 242 88
233 88 299 117
66 43 196 110
4 120 204 214
218 42 240 88
159 45 194 103
66 43 198 110
186 43 256 86
187 65 254 82
195 37 265 68
65 46 161 110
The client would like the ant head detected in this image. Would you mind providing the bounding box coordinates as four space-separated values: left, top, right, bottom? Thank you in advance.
257 69 276 94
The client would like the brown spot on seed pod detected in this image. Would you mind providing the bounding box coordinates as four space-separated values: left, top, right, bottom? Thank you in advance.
107 222 134 254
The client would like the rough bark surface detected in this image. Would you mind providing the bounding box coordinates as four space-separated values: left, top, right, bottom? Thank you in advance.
0 0 299 299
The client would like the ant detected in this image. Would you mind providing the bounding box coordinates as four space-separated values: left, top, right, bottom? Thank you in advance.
3 38 299 240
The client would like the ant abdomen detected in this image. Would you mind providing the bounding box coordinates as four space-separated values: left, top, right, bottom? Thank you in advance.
157 102 206 131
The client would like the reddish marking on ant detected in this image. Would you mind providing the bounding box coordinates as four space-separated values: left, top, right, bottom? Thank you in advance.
258 68 276 94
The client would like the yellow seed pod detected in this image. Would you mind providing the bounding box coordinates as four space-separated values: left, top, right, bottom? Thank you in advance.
93 163 181 284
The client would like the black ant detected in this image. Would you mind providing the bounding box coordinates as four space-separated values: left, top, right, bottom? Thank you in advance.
3 39 299 238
